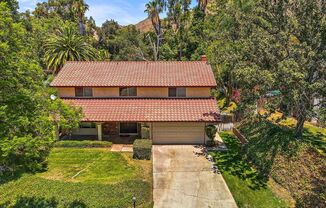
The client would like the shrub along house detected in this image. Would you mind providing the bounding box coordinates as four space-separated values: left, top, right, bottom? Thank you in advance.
50 58 220 144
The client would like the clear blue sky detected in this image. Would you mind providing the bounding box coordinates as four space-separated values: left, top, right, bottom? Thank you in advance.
18 0 197 26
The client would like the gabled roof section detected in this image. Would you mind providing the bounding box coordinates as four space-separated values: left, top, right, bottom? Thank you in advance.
64 98 220 122
50 61 217 87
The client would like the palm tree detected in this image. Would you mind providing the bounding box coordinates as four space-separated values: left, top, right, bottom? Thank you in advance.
44 26 98 74
71 0 89 35
145 0 165 60
145 0 165 35
197 0 208 12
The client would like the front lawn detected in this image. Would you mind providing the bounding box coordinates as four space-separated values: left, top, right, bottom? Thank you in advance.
0 148 152 208
210 132 290 208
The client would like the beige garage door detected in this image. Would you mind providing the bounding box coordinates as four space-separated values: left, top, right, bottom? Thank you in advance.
152 122 205 144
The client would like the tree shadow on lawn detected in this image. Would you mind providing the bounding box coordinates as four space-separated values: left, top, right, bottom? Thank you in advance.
237 118 326 207
0 168 47 186
238 118 302 176
302 130 326 154
0 171 25 186
213 132 269 190
0 196 86 208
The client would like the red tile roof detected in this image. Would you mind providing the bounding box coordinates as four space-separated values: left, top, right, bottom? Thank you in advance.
51 61 217 87
64 98 220 122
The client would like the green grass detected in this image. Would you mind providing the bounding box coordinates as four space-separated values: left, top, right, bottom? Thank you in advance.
0 148 152 208
210 132 289 208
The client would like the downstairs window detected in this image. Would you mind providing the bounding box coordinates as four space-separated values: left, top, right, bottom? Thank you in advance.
119 122 138 134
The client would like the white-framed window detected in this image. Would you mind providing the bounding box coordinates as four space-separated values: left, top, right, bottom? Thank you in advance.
75 87 93 97
119 87 137 96
119 122 138 135
168 87 186 97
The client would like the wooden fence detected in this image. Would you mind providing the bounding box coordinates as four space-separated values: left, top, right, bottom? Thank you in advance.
232 127 248 144
216 114 235 132
216 123 234 132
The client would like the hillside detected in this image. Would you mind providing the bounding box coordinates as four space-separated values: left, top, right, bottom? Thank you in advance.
237 118 326 207
135 18 153 33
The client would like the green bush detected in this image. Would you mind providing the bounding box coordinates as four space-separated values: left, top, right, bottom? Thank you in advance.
54 140 112 148
205 125 217 146
0 136 52 173
133 139 152 160
141 126 150 139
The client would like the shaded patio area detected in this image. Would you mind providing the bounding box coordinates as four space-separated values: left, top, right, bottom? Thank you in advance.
60 135 138 144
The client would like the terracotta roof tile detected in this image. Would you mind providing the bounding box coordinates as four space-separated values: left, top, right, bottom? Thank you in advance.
64 98 220 122
51 61 217 87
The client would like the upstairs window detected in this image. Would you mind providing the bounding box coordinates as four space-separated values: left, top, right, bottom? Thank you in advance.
75 87 93 97
120 87 137 96
168 87 186 97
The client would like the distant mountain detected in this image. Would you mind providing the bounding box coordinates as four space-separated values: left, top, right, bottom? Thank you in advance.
135 18 153 33
134 1 216 33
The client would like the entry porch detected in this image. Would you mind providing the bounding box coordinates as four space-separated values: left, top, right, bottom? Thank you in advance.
68 122 151 144
68 121 214 145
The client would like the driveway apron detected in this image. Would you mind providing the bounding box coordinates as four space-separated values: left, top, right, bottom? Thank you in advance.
153 145 237 208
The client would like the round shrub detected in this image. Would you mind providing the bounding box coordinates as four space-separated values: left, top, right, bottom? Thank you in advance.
133 139 152 160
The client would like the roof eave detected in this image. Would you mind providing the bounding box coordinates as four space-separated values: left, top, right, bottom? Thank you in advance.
50 85 217 88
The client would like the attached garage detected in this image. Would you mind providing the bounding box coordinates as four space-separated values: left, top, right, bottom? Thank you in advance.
63 99 220 142
152 122 206 144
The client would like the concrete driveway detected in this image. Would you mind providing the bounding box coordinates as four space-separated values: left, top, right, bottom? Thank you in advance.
153 145 237 208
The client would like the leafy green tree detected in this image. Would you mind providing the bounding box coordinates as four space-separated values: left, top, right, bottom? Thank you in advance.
0 2 81 173
33 2 49 18
272 0 325 137
165 0 191 60
98 20 120 55
44 26 98 74
20 15 70 70
112 26 151 60
208 0 325 138
98 22 151 61
246 0 325 138
0 0 18 16
207 0 254 107
184 6 207 60
100 19 120 37
32 0 91 35
48 95 83 138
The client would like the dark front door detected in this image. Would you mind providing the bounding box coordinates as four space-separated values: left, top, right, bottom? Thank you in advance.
102 122 118 136
102 123 110 135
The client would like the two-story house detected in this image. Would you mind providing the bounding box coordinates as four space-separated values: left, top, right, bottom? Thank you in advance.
50 59 220 144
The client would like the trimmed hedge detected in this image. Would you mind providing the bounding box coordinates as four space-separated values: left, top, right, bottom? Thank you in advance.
54 140 112 148
133 139 152 160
